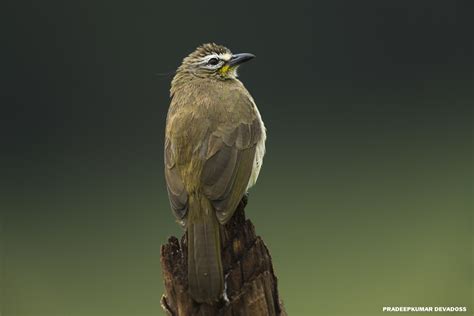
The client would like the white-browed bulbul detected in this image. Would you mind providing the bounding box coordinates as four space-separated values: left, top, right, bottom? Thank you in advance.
164 43 266 303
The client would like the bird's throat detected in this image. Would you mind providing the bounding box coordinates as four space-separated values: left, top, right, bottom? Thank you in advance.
219 64 235 77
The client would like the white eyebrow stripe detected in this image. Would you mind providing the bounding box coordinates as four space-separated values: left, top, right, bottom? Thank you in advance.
197 54 219 64
197 52 232 64
200 54 219 62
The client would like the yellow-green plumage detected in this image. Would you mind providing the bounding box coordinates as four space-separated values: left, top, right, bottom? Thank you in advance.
164 43 266 303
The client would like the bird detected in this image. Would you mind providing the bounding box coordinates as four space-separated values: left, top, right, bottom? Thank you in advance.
164 43 266 303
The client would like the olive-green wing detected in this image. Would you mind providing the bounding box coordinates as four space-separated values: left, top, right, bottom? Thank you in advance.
201 118 262 224
164 137 188 222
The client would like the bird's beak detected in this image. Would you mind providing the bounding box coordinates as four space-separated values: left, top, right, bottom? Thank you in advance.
228 53 255 67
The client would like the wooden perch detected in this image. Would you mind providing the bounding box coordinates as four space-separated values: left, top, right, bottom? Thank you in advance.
160 196 287 316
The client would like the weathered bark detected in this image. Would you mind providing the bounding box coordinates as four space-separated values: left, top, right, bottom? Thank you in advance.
160 196 286 316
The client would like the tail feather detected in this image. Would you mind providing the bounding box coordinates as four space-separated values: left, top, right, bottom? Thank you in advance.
187 196 223 303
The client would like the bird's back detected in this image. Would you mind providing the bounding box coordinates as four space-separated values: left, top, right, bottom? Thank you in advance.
166 77 260 190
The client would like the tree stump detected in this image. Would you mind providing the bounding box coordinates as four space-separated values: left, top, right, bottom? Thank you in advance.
160 196 286 316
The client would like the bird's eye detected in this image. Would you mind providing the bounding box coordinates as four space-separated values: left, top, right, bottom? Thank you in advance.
207 58 219 66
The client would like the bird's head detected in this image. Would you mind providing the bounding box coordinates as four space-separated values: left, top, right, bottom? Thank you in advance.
176 43 255 80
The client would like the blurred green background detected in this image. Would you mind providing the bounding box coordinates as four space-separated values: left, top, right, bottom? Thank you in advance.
1 0 472 315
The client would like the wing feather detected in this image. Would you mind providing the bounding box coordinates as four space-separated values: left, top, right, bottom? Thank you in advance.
164 138 188 220
201 119 261 224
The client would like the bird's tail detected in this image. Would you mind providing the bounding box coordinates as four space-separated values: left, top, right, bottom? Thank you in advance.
187 195 223 303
